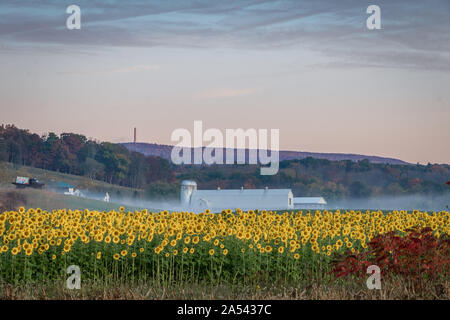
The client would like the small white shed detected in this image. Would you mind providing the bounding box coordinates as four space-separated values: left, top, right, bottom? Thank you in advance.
293 197 327 210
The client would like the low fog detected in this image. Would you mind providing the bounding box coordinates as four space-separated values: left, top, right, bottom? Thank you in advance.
53 188 185 212
2 186 448 213
328 194 449 211
103 193 449 213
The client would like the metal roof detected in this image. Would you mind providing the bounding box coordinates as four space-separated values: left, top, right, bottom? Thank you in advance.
294 197 327 205
189 188 294 211
55 181 75 189
193 189 293 196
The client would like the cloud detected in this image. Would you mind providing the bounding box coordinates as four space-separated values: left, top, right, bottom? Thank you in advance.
58 64 160 75
0 0 449 71
194 88 258 99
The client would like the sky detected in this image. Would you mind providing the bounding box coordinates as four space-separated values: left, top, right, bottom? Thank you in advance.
0 0 449 164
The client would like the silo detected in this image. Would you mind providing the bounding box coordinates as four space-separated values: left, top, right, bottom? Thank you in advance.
180 180 197 206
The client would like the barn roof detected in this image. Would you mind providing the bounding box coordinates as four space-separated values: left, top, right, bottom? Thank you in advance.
193 188 293 197
55 181 75 189
294 197 327 205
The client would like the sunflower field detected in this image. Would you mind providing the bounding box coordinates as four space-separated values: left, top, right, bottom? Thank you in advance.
0 207 449 289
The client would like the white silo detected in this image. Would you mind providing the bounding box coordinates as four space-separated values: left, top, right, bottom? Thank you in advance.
180 180 197 206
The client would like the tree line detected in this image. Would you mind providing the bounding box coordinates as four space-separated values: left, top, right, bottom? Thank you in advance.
0 124 174 188
176 158 450 201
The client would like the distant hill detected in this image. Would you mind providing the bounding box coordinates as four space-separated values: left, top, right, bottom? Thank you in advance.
122 142 411 165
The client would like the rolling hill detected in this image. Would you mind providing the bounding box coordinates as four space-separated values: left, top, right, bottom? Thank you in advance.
0 162 149 212
122 142 411 165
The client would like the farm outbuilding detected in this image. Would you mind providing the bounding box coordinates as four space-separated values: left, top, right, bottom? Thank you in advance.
293 197 327 210
55 181 75 192
180 180 294 211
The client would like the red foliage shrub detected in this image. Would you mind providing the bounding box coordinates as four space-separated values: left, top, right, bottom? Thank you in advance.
331 228 449 280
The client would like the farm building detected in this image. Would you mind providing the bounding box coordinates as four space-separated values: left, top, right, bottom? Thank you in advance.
54 181 75 193
50 181 83 197
293 197 327 210
180 180 294 211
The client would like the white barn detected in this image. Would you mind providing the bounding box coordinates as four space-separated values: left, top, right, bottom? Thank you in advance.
293 197 327 210
180 180 294 211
